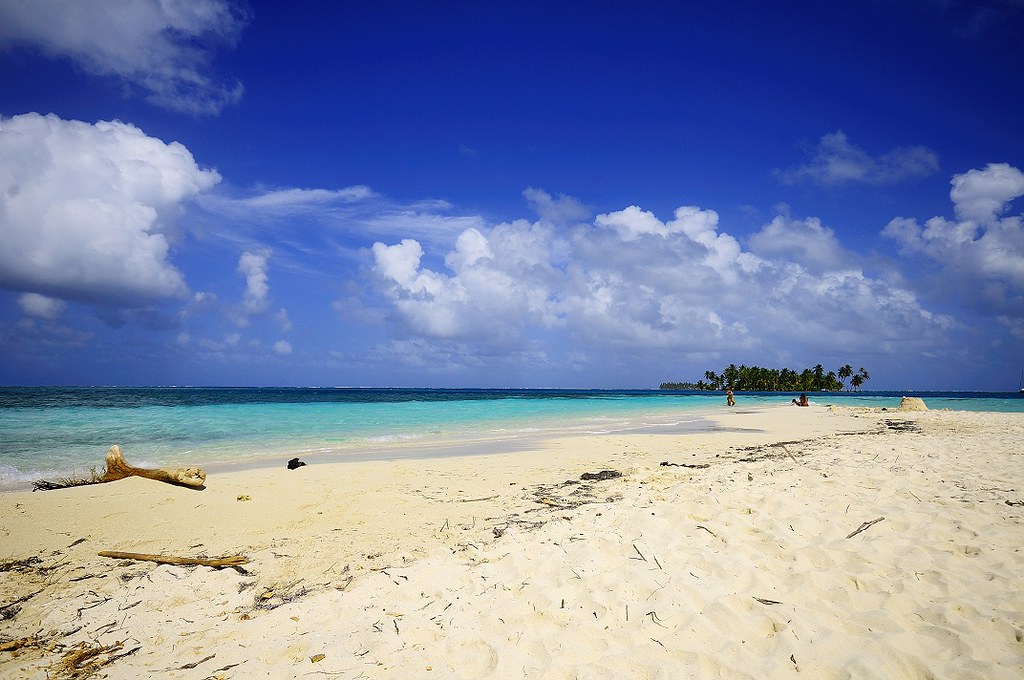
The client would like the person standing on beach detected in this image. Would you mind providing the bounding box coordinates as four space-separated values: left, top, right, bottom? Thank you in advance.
726 388 735 406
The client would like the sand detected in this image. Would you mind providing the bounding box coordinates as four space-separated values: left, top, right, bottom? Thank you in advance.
1 404 1022 679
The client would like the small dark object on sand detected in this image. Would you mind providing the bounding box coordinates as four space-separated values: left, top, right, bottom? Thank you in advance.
580 470 621 481
287 457 306 470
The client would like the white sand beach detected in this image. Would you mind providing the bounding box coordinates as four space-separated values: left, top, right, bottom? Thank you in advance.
1 404 1022 679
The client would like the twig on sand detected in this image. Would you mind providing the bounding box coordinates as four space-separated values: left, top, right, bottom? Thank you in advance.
645 611 668 627
170 654 216 671
778 444 800 465
1 588 44 619
845 516 885 539
754 596 783 605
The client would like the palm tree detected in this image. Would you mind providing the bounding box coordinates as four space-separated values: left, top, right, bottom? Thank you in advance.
857 367 870 390
838 364 853 390
723 364 739 390
813 364 825 391
850 374 864 391
704 371 721 390
799 369 814 391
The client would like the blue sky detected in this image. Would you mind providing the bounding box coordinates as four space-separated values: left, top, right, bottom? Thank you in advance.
1 0 1022 389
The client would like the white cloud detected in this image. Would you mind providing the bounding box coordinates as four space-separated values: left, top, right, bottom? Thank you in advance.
595 205 667 240
591 205 748 278
747 212 850 271
197 186 484 249
445 228 493 270
360 211 488 246
776 131 939 186
237 250 271 316
275 308 293 332
882 163 1024 305
369 191 949 364
0 113 219 304
0 0 247 115
17 293 66 319
668 206 753 276
273 340 293 355
200 186 376 215
523 187 589 224
949 162 1024 224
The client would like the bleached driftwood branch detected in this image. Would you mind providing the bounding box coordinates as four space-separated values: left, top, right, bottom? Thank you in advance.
33 445 206 491
98 551 248 570
100 445 206 489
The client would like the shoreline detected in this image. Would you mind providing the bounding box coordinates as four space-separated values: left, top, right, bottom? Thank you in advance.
0 406 731 493
3 390 1023 491
2 405 1022 678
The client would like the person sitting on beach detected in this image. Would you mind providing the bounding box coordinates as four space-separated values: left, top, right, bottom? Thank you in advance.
792 393 809 407
726 388 735 407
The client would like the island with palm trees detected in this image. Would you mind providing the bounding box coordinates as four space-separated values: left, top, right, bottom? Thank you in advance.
660 363 870 392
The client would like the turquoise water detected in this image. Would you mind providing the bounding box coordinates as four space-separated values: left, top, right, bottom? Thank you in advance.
1 388 1021 489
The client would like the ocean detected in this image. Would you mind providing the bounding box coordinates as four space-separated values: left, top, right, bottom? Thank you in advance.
1 387 1021 490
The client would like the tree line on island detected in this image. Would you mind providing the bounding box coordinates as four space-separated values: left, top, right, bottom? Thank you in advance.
661 364 870 392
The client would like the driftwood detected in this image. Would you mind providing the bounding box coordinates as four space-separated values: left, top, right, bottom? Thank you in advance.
98 551 249 570
34 445 206 491
101 445 206 489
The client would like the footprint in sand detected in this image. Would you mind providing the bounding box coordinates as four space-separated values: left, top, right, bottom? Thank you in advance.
452 639 498 674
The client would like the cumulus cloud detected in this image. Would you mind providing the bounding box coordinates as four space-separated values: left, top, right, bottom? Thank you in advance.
369 192 950 365
747 212 851 271
776 131 939 186
237 250 271 316
0 113 219 304
882 163 1024 310
523 187 589 224
17 293 66 320
275 308 293 332
595 205 667 240
273 340 293 355
949 163 1024 224
0 0 247 115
